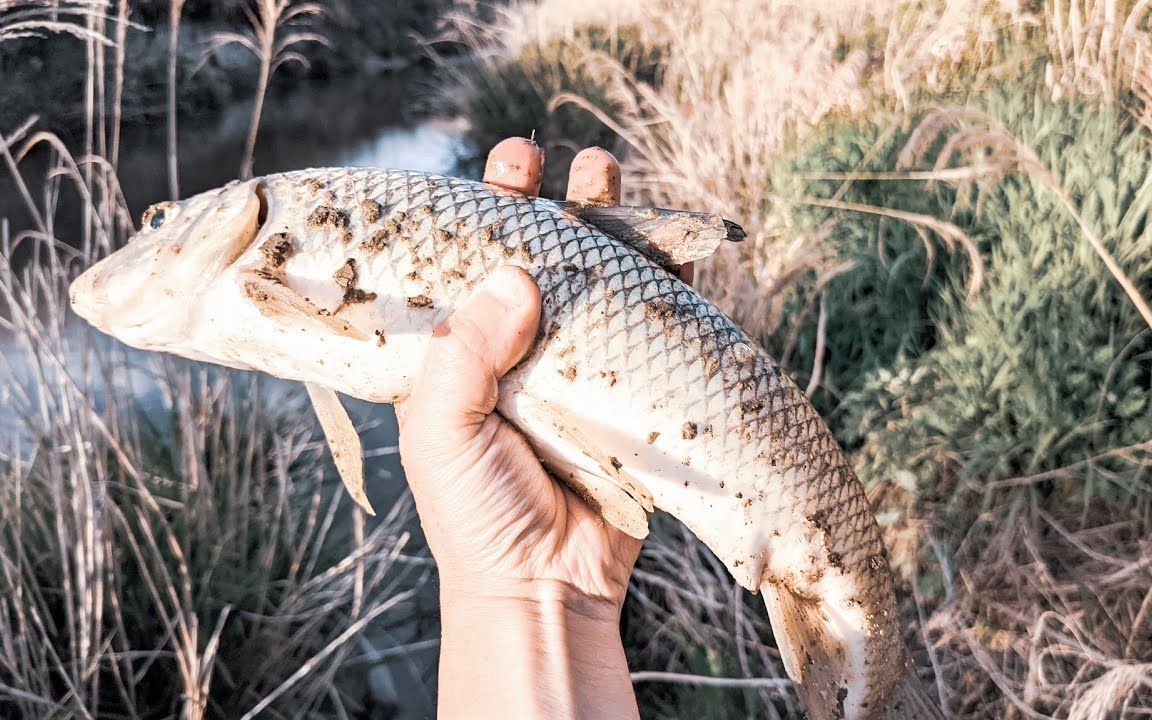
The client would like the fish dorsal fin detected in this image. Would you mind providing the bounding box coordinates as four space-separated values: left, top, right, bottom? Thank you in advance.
500 394 652 539
305 382 375 515
558 202 745 269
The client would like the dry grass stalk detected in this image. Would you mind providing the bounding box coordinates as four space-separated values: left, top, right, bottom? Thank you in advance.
167 0 187 198
630 671 793 689
203 0 328 179
0 0 111 44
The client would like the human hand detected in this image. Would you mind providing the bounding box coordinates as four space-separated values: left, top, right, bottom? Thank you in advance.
398 138 642 610
397 138 643 719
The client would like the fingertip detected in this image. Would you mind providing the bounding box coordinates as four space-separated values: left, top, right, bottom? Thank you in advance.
484 137 544 196
478 265 541 310
678 262 695 285
566 147 621 205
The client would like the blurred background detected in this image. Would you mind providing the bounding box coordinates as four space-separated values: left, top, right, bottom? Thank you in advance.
2 1 1151 718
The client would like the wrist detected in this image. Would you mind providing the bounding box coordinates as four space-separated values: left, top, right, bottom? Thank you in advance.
440 575 622 625
437 576 638 720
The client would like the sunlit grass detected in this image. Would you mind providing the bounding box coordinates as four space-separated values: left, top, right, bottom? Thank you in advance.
451 1 1152 717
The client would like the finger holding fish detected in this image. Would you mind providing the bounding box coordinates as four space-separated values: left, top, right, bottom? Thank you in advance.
566 146 622 205
483 136 544 196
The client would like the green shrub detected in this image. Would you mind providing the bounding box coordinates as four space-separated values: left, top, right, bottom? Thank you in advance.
781 91 1152 515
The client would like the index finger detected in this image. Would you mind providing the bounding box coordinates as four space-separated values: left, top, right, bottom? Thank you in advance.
483 137 544 196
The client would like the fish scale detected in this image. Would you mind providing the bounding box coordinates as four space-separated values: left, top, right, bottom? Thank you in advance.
70 167 942 720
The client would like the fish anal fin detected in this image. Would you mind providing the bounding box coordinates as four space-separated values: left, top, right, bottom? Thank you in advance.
501 395 651 539
242 269 368 341
305 382 375 515
759 578 850 718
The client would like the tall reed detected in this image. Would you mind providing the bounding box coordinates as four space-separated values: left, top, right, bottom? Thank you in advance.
203 0 328 179
0 3 427 717
167 0 186 198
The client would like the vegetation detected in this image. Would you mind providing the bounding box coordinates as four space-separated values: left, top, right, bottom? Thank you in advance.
5 0 1152 717
201 0 328 178
0 3 431 717
452 1 1152 717
448 19 664 197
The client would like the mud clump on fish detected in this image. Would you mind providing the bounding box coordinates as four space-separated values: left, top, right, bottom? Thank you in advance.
333 259 377 309
361 230 390 253
307 206 350 230
360 199 383 224
259 233 295 268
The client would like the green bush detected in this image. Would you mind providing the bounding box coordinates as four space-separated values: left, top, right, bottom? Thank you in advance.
780 91 1152 514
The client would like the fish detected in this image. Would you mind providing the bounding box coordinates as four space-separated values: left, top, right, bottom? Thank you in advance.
69 167 942 720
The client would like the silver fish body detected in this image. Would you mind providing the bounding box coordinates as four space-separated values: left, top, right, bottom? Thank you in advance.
71 168 938 720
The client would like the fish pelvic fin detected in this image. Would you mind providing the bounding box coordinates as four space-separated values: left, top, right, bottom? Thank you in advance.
305 382 375 515
499 394 651 539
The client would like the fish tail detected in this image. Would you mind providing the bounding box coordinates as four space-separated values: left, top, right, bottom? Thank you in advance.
877 674 946 720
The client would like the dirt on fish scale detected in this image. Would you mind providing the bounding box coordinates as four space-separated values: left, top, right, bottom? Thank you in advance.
255 168 906 716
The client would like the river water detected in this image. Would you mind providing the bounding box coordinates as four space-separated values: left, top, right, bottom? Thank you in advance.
1 72 464 718
2 72 464 255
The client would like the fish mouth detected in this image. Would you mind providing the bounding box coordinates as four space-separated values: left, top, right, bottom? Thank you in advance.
69 261 116 328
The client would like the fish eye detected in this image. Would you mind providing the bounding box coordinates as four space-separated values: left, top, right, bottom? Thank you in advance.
141 203 174 230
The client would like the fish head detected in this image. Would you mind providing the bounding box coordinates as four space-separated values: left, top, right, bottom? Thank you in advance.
70 179 267 350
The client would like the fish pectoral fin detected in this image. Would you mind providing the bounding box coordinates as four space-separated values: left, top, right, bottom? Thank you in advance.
503 395 652 540
558 202 745 268
305 382 375 516
759 578 850 718
241 269 368 341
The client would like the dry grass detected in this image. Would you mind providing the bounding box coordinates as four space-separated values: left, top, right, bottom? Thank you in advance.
0 4 425 717
0 0 112 44
201 0 328 180
922 498 1152 718
1044 0 1152 125
457 1 1152 717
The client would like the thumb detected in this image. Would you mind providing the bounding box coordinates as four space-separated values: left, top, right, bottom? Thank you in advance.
401 266 541 445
